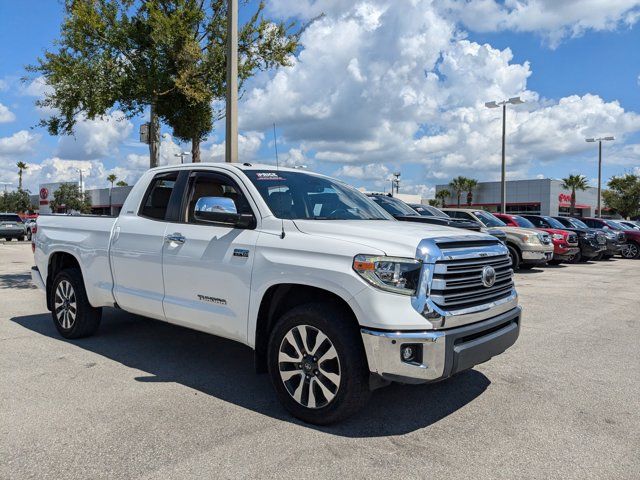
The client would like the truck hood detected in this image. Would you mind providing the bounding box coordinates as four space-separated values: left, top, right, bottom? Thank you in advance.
501 226 545 237
292 219 491 257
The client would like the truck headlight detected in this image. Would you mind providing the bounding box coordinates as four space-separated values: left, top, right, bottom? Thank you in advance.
552 233 564 240
353 255 421 295
524 234 540 244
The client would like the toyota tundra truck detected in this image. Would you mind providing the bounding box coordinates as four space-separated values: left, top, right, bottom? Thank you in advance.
31 164 521 424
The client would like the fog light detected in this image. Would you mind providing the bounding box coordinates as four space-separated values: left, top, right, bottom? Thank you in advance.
400 343 423 364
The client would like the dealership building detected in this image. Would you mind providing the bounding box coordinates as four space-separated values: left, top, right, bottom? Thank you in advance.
31 183 133 215
435 178 602 217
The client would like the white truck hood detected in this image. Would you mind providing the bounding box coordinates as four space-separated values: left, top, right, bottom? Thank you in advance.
292 219 491 257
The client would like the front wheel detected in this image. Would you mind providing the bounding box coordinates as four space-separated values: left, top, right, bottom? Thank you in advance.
268 303 370 425
51 268 102 339
507 245 520 271
568 251 582 263
621 242 640 259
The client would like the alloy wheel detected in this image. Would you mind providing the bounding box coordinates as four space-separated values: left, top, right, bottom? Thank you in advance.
54 280 77 329
621 243 639 259
278 325 341 409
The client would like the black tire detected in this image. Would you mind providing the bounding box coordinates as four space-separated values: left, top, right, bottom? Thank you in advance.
568 251 582 264
593 253 604 261
51 268 102 339
621 241 640 259
507 245 520 270
267 302 370 425
548 259 563 265
27 231 32 241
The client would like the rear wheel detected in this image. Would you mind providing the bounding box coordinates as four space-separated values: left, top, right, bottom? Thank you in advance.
267 303 370 425
621 242 640 259
51 268 102 339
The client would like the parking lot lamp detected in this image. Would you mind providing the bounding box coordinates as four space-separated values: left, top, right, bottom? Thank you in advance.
585 136 614 218
485 97 525 213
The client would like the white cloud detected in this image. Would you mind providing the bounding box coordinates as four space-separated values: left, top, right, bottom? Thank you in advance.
0 130 39 156
22 76 52 98
438 0 640 48
0 103 16 123
200 131 264 162
334 163 390 181
56 111 133 160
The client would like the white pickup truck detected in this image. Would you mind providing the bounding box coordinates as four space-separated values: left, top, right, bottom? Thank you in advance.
32 163 521 424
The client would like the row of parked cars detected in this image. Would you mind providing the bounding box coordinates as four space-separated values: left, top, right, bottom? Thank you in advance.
366 194 640 267
0 214 37 241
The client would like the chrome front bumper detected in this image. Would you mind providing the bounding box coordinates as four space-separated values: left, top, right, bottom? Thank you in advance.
361 306 521 384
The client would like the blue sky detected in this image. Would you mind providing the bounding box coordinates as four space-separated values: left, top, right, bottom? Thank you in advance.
1 0 639 196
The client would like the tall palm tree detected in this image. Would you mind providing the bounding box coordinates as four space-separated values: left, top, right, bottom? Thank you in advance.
16 161 28 190
561 174 589 216
465 178 478 206
435 188 451 208
449 177 467 207
107 174 117 216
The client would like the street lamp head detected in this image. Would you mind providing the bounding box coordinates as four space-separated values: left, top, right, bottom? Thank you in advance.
585 138 596 143
485 101 498 108
508 97 524 105
603 136 615 141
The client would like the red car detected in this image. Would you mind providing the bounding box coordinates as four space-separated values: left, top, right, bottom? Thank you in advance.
494 213 580 264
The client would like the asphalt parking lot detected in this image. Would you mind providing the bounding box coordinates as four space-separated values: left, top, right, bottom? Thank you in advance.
1 242 638 480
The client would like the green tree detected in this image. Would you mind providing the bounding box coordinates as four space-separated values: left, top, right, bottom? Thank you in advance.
561 174 589 216
27 0 298 165
449 177 468 207
464 178 478 206
0 189 34 213
116 180 128 187
427 199 439 207
435 188 450 208
49 183 91 214
107 174 117 189
16 161 28 190
602 174 640 219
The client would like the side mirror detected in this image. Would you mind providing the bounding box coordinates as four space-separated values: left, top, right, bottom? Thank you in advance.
193 196 255 228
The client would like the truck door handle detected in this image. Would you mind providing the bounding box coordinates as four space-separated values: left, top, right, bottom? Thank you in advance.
165 233 186 244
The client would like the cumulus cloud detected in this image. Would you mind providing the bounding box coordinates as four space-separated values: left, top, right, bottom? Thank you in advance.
438 0 640 48
56 111 133 160
0 103 15 123
200 131 265 162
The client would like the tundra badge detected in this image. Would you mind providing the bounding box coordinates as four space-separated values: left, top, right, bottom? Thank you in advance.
233 249 249 258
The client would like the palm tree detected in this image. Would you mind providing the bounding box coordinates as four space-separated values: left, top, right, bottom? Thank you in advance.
465 178 478 206
435 189 451 208
449 177 467 207
107 174 117 216
16 161 28 190
561 174 589 216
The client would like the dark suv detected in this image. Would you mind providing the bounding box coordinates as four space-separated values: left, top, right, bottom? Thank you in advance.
0 213 27 241
521 215 605 262
577 217 626 259
367 194 483 232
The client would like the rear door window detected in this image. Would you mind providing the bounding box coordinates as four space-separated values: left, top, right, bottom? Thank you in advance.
139 172 179 220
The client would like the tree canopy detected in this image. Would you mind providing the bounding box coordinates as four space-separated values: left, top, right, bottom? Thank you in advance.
0 190 35 214
27 0 299 164
603 174 640 219
49 183 92 214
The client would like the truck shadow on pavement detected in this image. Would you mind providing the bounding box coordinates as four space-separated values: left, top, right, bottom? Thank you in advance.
11 308 490 437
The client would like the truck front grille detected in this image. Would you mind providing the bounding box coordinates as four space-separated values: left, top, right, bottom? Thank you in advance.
567 234 578 244
430 254 514 311
597 234 606 245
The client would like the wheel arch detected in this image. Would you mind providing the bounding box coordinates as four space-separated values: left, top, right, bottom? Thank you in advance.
253 283 359 374
46 251 83 311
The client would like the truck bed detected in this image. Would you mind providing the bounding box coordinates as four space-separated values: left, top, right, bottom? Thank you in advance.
35 215 118 308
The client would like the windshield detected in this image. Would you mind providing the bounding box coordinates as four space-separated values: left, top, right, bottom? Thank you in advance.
473 210 506 227
513 215 536 228
543 216 566 229
0 214 22 223
370 196 419 217
410 204 434 216
567 218 589 229
245 171 391 220
604 220 623 230
422 205 449 218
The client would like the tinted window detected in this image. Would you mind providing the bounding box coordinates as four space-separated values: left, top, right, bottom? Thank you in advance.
473 210 506 227
245 171 389 220
370 196 419 217
567 218 589 229
139 172 178 220
0 214 22 223
542 216 565 229
513 215 535 228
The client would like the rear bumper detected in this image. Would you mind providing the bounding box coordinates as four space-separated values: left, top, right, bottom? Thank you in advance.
31 266 46 291
361 306 521 384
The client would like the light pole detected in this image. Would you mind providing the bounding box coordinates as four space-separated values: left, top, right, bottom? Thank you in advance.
585 136 615 218
485 96 525 213
392 172 401 195
76 169 86 193
174 151 191 164
225 0 238 163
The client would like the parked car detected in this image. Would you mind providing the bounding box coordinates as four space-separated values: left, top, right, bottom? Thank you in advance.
576 217 627 259
526 215 606 263
0 213 27 241
495 214 579 264
616 220 640 231
24 218 37 241
443 208 554 270
32 164 521 424
367 194 483 232
602 220 640 259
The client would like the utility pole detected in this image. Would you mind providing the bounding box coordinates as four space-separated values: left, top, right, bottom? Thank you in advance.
585 136 614 218
485 96 525 214
225 0 238 163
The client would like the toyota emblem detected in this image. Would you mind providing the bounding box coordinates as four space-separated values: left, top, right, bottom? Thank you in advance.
39 187 49 200
481 265 496 288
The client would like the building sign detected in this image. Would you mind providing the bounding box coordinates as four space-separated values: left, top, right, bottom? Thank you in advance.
39 187 49 206
558 193 572 203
